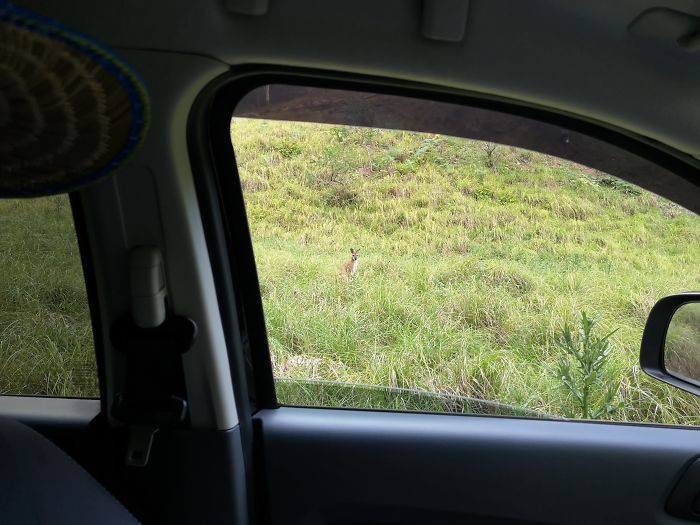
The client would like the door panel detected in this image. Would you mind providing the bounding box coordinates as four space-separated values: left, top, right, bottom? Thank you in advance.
200 71 700 525
257 407 698 525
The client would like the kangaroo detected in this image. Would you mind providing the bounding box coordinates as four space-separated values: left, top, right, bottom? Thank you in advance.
340 248 360 280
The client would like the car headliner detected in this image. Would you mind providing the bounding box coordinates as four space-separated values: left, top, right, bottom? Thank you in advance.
18 0 700 165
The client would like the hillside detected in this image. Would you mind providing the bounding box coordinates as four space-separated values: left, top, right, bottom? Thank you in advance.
232 118 700 424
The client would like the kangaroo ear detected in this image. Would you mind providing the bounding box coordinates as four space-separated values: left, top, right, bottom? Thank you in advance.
350 248 354 253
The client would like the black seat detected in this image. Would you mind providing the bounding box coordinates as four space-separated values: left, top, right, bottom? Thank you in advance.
0 417 138 524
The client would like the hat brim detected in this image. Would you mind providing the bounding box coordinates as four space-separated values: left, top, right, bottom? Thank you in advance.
0 3 149 197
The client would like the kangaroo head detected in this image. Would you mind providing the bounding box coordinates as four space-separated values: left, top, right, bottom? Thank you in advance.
350 248 359 261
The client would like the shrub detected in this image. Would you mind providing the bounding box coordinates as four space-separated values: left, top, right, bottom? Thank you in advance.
481 143 499 169
591 176 641 196
275 140 303 158
472 187 494 200
331 127 351 143
555 312 622 419
323 186 358 208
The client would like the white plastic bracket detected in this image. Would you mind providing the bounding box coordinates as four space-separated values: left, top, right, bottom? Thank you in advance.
128 246 167 328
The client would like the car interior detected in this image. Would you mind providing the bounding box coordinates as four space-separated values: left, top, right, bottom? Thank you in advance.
3 0 700 524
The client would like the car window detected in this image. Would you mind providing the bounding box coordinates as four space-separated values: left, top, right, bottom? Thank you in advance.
230 85 700 425
0 196 97 397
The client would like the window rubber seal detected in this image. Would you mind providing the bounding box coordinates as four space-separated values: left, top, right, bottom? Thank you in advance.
70 192 107 410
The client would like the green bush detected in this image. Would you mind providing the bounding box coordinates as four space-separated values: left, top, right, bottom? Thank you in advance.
555 312 622 419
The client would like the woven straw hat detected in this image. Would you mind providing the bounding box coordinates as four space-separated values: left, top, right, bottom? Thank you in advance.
0 2 148 196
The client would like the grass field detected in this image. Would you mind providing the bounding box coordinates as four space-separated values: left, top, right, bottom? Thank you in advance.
0 196 97 397
232 118 700 425
1 118 698 423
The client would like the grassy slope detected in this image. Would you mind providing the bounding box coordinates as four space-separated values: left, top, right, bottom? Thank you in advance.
0 196 97 397
232 118 700 425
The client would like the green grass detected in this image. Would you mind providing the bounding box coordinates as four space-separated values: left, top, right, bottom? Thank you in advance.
232 118 700 425
0 196 97 397
1 119 698 421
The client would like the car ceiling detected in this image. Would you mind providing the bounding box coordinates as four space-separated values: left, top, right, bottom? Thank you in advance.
20 0 700 161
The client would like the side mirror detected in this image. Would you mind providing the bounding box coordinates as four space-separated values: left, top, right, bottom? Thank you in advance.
641 293 700 396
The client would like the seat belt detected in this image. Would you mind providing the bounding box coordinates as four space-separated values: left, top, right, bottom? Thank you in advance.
110 246 195 467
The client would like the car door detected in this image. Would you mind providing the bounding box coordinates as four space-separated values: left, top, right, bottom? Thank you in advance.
189 70 700 525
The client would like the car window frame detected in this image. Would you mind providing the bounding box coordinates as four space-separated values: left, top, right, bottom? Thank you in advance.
71 192 107 406
190 65 700 419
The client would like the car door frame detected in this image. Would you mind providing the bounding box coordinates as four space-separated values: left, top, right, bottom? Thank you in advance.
188 65 700 525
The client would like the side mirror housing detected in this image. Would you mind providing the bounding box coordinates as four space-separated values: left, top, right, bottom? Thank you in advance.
641 292 700 396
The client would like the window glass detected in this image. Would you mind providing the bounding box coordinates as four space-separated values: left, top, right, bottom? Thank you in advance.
231 86 700 425
0 196 97 397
